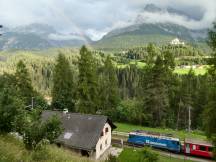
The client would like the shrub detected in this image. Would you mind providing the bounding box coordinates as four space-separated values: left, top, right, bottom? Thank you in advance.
31 140 50 161
105 155 118 162
23 111 63 150
139 147 159 162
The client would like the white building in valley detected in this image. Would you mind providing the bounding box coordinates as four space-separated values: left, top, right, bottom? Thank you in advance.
170 38 185 46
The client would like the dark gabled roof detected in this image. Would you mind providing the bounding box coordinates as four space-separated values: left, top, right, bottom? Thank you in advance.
41 110 116 151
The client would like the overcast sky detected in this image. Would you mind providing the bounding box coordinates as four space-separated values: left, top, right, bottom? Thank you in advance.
0 0 215 40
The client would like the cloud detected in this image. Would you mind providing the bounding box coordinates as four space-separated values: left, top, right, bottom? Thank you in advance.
0 0 215 40
86 20 134 41
48 33 85 41
137 11 204 30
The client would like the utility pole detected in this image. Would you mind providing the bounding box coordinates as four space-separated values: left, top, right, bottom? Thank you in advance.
188 105 191 132
31 97 34 109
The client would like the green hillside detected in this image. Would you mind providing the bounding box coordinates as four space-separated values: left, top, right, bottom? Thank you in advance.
0 134 92 162
0 45 210 95
93 23 208 51
93 34 175 51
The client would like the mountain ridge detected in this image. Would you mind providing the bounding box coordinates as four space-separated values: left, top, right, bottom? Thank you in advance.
93 22 208 50
0 23 91 50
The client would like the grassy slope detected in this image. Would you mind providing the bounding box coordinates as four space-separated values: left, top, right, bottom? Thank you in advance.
0 134 196 162
0 134 92 162
94 34 175 50
174 67 207 75
117 60 207 75
115 122 207 141
118 148 194 162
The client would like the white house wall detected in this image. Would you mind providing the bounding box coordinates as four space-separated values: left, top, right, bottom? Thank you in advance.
95 123 112 159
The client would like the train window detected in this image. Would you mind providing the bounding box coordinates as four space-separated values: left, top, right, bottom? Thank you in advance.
199 146 206 151
192 145 196 150
172 141 180 145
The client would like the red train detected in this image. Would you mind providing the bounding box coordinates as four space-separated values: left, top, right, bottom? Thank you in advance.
184 138 214 158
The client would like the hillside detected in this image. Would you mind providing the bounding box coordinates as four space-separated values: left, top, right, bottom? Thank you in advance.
92 3 208 51
93 23 207 51
0 44 209 96
0 134 92 162
0 134 198 162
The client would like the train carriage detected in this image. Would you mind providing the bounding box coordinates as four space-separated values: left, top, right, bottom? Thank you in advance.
127 130 181 152
184 138 214 158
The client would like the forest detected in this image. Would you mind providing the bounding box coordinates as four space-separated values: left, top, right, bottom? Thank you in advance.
0 41 213 129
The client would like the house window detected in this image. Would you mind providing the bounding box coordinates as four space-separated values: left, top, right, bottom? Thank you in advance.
199 146 206 151
101 131 104 137
105 127 109 133
105 139 107 145
100 144 102 150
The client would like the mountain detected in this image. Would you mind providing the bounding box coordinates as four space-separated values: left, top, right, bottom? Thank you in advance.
104 23 207 40
93 23 207 50
93 4 207 50
0 24 91 50
143 4 162 13
0 4 207 51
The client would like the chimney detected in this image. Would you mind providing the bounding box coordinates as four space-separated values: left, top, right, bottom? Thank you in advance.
63 108 68 114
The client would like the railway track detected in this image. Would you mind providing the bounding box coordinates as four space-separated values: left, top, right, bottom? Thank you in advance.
111 138 214 162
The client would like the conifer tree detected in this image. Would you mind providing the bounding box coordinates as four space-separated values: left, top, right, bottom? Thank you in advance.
99 56 120 114
15 60 35 105
15 60 47 109
0 74 24 133
146 43 159 65
204 22 216 140
143 55 169 127
51 53 75 111
77 46 98 114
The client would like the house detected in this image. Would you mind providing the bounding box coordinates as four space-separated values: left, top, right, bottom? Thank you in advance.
41 110 116 159
170 38 185 46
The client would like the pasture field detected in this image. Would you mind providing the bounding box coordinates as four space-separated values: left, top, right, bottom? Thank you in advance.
174 67 207 75
115 122 207 141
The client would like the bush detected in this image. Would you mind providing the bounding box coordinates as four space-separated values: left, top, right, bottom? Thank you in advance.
112 99 148 125
31 140 50 161
0 87 24 133
23 110 63 150
139 147 159 162
105 155 118 162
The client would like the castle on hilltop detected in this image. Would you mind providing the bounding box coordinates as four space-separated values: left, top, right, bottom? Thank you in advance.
170 38 185 46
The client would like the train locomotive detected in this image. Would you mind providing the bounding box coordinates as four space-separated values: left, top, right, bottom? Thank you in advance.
127 130 214 159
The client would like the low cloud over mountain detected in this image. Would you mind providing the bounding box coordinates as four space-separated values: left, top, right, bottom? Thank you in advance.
0 0 215 41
